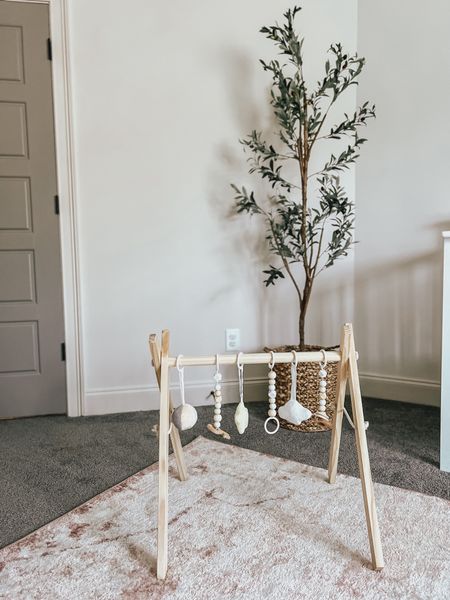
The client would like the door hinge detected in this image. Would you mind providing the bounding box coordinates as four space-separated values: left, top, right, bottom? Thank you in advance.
61 342 66 362
54 195 60 215
47 38 52 61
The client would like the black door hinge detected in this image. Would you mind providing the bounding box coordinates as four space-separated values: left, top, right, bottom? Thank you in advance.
54 195 60 215
61 342 66 362
47 38 52 61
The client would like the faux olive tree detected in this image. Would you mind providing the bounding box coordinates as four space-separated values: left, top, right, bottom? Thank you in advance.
232 6 375 349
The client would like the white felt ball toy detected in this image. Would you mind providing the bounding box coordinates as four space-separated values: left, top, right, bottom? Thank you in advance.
172 355 198 431
172 403 198 431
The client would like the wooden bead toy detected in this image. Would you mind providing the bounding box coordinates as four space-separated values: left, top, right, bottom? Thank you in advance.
207 354 230 440
315 349 330 421
264 351 280 434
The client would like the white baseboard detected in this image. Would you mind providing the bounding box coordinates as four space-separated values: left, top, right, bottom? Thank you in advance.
359 372 440 407
83 378 267 416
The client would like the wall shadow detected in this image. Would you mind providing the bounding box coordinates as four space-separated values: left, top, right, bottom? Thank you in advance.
311 234 446 384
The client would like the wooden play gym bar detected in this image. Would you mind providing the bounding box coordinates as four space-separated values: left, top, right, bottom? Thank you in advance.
149 323 384 580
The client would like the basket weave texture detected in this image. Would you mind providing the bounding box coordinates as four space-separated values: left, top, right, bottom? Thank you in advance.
264 344 339 432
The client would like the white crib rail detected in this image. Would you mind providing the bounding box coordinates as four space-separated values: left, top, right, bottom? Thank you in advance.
441 232 450 471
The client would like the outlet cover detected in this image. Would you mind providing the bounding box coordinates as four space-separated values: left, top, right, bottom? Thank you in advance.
226 328 240 351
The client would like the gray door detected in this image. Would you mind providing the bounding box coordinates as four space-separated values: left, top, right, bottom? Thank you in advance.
0 1 66 417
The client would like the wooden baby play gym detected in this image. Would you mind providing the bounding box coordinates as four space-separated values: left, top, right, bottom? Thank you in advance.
149 323 384 581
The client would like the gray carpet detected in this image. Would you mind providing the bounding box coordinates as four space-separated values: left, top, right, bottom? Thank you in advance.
1 397 449 549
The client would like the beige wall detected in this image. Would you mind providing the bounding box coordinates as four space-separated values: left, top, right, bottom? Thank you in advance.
356 0 450 405
67 0 358 413
67 0 450 413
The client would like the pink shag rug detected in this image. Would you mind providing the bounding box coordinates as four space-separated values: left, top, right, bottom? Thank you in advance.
1 436 450 599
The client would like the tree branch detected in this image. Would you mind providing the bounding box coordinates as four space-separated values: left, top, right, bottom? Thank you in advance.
269 220 303 303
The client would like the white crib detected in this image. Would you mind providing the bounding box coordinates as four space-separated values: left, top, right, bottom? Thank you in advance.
441 232 450 471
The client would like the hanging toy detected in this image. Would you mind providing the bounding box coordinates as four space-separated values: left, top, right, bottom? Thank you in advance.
264 351 280 434
278 350 312 425
234 352 249 434
171 355 198 431
206 354 230 440
315 349 330 421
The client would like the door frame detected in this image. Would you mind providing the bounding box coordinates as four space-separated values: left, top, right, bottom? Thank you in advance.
3 0 83 416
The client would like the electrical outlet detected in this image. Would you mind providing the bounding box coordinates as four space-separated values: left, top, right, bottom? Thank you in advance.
225 328 240 351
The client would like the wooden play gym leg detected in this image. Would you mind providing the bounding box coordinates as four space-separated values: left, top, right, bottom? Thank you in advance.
149 334 188 482
328 324 351 484
328 323 383 570
156 330 170 580
347 325 384 570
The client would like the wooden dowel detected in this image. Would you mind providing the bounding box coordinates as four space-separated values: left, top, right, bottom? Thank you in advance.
165 350 341 368
149 334 188 482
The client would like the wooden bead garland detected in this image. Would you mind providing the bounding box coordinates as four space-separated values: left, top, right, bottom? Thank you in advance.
315 349 330 421
213 354 223 430
264 351 280 434
206 354 231 440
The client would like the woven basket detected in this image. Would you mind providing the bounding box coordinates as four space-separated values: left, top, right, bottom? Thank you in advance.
264 344 339 432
